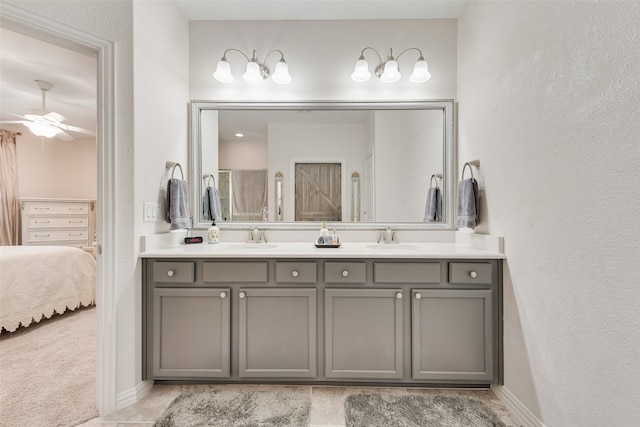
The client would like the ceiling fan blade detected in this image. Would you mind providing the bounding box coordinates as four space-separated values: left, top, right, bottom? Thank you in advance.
55 130 74 141
44 111 66 124
55 123 96 136
0 120 26 124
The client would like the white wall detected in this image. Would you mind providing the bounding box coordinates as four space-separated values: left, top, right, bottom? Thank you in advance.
14 130 96 199
458 2 640 426
219 139 267 170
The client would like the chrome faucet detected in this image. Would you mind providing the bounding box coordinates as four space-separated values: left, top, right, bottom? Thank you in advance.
247 227 267 243
378 227 398 244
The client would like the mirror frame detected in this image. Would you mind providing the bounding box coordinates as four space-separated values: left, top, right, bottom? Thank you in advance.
188 99 455 230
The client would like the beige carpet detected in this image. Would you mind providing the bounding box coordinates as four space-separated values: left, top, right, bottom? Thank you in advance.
0 305 98 427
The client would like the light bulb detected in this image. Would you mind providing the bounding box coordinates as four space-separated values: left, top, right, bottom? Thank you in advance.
243 61 264 84
213 59 234 83
351 58 371 82
272 60 292 85
380 60 401 83
409 58 431 83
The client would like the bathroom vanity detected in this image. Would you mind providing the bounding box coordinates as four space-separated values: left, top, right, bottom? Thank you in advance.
141 241 503 387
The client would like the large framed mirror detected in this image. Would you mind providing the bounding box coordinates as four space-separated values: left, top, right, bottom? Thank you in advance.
189 100 455 230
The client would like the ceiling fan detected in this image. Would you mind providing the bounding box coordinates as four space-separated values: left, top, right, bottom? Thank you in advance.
0 80 95 141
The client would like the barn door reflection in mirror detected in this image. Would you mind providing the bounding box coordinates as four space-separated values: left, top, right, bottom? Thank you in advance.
295 163 341 221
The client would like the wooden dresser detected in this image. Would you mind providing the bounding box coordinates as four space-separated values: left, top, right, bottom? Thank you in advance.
20 198 96 248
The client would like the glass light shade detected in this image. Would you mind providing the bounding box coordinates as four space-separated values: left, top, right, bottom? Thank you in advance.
409 59 431 83
213 60 234 83
24 121 61 138
243 61 264 84
272 60 292 85
380 60 401 83
351 59 371 82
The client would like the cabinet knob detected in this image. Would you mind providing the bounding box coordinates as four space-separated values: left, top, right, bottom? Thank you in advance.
219 291 227 299
239 291 246 299
415 293 422 300
167 270 175 277
342 270 349 277
469 271 478 278
292 270 299 278
396 292 403 299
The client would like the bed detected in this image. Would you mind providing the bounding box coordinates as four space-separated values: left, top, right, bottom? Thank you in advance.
0 245 96 332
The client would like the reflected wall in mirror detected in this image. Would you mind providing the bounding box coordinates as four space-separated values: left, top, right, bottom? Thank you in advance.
189 100 455 230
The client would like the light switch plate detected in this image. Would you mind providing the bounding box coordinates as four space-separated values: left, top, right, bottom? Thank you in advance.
143 202 159 222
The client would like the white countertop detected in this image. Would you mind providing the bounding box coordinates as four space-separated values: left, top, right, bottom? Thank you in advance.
139 241 505 259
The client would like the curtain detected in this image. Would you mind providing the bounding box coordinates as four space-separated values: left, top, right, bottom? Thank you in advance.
231 170 268 221
0 130 21 245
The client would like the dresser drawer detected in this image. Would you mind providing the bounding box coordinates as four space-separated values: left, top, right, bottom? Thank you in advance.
27 202 89 215
324 262 366 284
152 262 195 284
449 262 492 285
275 262 317 283
27 229 88 243
203 261 268 283
373 262 440 284
28 216 89 229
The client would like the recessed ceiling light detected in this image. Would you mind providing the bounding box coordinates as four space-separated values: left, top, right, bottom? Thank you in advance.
235 133 244 138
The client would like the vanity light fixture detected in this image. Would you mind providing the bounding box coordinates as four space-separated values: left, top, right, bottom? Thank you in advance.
213 49 292 85
351 47 431 83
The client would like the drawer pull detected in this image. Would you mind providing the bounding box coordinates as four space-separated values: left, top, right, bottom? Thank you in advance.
239 291 246 299
415 293 422 300
34 207 50 210
68 233 83 237
167 270 175 277
34 234 50 238
469 271 478 278
219 291 227 299
292 270 299 278
68 220 83 224
396 292 403 299
35 220 50 224
342 270 349 277
69 207 84 211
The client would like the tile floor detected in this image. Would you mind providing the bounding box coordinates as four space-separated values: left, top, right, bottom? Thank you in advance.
79 384 522 426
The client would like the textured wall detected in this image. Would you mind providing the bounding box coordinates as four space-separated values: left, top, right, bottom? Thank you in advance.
458 1 640 425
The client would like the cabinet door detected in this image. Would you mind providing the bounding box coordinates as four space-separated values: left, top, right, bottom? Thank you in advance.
325 288 403 379
153 288 230 378
238 288 317 378
412 289 492 381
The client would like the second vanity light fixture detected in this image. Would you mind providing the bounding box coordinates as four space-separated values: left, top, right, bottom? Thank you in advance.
351 47 431 83
213 49 292 85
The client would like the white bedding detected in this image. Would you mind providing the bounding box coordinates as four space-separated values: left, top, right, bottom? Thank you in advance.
0 245 96 332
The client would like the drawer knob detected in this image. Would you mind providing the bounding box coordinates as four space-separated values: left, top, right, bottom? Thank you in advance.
415 293 422 300
342 270 349 277
219 291 227 299
469 271 478 278
239 291 246 299
396 292 403 299
292 270 299 278
167 270 175 277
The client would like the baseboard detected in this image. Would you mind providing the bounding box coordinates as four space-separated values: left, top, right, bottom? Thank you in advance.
491 385 546 427
115 380 153 411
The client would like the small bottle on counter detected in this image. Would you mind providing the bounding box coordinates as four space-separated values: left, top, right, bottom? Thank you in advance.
332 229 339 245
208 221 220 244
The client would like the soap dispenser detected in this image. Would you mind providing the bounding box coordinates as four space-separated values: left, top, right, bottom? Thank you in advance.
320 222 329 237
208 220 220 244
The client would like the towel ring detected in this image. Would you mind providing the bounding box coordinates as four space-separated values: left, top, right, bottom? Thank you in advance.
430 174 440 189
462 162 475 180
170 163 184 180
204 174 217 188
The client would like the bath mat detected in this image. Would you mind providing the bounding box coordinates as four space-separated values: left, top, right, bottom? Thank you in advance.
344 393 506 427
154 389 311 427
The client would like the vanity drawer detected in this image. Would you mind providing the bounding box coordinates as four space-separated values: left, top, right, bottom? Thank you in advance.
28 216 89 229
373 262 440 284
449 262 492 285
27 201 89 215
324 262 366 284
27 229 88 243
203 261 268 283
275 262 317 283
153 262 195 284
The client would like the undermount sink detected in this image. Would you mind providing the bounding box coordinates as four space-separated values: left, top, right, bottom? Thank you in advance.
366 244 419 251
224 243 279 250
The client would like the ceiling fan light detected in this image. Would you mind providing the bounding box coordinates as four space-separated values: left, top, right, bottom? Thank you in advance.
271 60 292 85
213 59 234 83
24 121 61 138
409 58 431 83
380 60 401 83
351 58 371 82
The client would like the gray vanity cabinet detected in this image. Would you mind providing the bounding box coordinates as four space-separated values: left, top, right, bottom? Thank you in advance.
325 288 404 379
411 289 493 381
152 287 230 379
238 288 317 378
